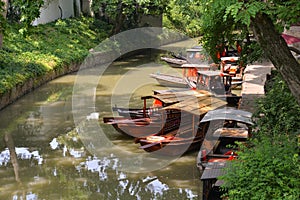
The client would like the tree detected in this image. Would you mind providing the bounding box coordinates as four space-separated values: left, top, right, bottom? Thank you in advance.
164 0 203 37
197 1 300 198
91 0 168 34
0 0 8 49
10 0 44 34
200 0 300 105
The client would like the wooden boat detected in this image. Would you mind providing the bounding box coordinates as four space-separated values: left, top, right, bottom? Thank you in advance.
150 64 212 88
112 89 212 119
196 108 253 170
185 47 212 65
103 115 182 137
201 162 227 200
150 73 188 88
220 56 244 85
112 106 162 118
198 108 253 200
160 46 211 68
135 96 227 156
137 125 205 156
160 57 187 67
104 91 212 137
185 70 242 105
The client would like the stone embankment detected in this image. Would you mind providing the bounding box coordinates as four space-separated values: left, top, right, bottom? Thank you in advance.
239 61 274 113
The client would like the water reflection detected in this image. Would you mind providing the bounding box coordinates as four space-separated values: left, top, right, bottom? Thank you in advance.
0 52 202 200
13 192 38 200
50 129 199 199
0 147 43 166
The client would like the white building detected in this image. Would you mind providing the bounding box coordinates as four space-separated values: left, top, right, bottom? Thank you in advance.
32 0 92 25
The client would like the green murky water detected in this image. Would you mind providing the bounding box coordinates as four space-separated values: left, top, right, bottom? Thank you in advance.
0 49 204 199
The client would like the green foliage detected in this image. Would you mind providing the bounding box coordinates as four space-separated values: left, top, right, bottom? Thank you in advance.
220 73 300 199
11 0 45 33
225 1 265 27
91 0 167 33
200 0 244 62
221 136 300 200
199 0 300 64
163 0 203 37
254 72 300 138
0 17 111 94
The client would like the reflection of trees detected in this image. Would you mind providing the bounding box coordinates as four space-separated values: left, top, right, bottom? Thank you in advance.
17 111 43 136
0 118 199 199
45 128 199 199
4 132 21 183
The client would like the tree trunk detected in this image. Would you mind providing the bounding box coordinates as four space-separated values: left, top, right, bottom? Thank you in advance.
113 2 125 34
0 0 8 49
251 13 300 105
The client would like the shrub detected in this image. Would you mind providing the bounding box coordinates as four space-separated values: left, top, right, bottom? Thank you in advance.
0 17 111 95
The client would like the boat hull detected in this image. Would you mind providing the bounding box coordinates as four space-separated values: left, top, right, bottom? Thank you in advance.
150 73 188 88
139 135 204 156
103 116 182 138
160 57 187 67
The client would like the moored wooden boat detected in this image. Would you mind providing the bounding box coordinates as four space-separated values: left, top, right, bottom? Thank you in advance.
135 96 227 156
196 107 253 170
201 162 228 200
137 127 205 156
160 57 187 67
104 92 197 137
160 46 209 68
104 90 217 139
220 56 244 87
103 116 182 138
199 108 253 200
111 90 199 119
150 64 213 88
185 70 242 106
150 73 188 88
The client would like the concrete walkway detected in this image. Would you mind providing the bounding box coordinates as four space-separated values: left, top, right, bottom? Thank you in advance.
239 61 274 113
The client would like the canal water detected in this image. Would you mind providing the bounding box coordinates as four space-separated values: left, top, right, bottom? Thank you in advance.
0 49 205 199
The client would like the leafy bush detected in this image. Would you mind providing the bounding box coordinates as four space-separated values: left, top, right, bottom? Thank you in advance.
0 17 111 94
220 72 300 200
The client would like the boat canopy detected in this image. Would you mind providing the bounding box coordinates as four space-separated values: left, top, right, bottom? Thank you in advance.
213 128 249 139
141 90 211 105
200 161 227 180
200 108 253 125
163 95 227 116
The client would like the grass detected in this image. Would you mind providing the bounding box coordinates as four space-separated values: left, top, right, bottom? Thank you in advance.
0 17 112 94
